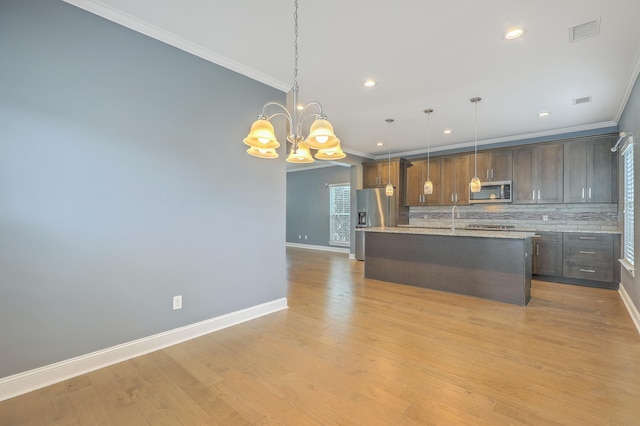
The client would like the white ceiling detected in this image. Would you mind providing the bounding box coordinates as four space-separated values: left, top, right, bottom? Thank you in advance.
66 0 640 160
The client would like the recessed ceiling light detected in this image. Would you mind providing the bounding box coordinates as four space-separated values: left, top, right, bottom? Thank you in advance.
443 129 452 134
376 142 383 146
503 26 525 40
364 80 377 87
538 111 551 117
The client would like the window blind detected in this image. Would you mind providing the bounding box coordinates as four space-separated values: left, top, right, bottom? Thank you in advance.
623 141 634 265
329 184 350 246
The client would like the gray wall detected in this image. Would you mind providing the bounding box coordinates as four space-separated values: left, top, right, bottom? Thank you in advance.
0 0 286 378
286 165 352 247
618 72 640 313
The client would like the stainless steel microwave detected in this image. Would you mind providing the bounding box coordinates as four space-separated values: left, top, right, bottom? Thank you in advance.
469 180 512 204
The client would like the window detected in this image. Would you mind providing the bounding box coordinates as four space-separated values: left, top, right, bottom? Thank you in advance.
329 184 350 246
622 139 634 274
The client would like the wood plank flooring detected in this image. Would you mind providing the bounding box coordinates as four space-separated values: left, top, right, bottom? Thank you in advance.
2 247 640 425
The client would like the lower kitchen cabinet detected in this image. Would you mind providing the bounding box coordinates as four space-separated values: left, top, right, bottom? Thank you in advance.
562 233 615 284
532 232 562 276
532 231 620 289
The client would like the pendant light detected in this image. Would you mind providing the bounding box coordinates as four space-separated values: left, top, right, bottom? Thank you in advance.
470 97 482 193
243 0 341 162
423 109 434 195
385 118 394 197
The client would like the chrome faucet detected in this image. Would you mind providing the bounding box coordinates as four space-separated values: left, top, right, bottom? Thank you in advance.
451 205 460 232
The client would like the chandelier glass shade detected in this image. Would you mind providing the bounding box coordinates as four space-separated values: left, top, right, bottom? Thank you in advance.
247 146 279 159
242 0 341 164
315 142 346 160
470 97 482 193
286 141 314 163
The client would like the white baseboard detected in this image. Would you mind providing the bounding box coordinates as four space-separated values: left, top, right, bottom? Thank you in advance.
619 283 640 335
0 297 288 402
286 242 350 254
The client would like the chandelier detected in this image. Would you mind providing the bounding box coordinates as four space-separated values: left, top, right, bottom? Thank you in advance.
243 0 344 163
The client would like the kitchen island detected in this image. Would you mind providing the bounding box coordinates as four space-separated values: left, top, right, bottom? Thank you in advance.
361 227 535 305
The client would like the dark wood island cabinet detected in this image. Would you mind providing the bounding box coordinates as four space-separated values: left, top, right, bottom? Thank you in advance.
362 227 534 306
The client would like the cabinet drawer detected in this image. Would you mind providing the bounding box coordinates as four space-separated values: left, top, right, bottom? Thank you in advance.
533 232 562 243
563 245 612 263
563 261 613 282
563 233 613 247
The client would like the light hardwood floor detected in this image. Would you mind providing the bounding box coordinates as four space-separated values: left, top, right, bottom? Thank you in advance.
2 247 640 425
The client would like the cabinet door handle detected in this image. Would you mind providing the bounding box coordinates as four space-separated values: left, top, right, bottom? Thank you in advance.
455 193 458 202
579 236 596 240
536 244 539 256
451 193 454 202
579 251 596 255
588 187 592 199
582 188 585 199
532 190 535 200
579 268 596 273
538 190 541 200
491 169 494 179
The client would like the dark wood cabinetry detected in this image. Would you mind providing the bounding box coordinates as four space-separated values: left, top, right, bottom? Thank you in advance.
470 150 512 182
441 155 470 205
363 160 400 189
562 233 616 285
532 232 563 276
513 143 563 204
563 135 617 203
363 158 409 224
405 158 441 206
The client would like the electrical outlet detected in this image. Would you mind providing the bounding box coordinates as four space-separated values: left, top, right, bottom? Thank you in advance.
543 215 549 222
173 295 182 310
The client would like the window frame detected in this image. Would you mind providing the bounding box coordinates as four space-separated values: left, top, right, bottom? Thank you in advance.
328 183 351 247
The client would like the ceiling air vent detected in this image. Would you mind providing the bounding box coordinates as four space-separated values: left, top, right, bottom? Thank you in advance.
573 96 592 105
569 19 600 42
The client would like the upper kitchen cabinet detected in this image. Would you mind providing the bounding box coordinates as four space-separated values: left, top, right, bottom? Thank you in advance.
513 143 563 204
363 159 398 188
363 158 408 206
470 149 513 182
405 158 442 206
563 135 618 203
442 155 471 205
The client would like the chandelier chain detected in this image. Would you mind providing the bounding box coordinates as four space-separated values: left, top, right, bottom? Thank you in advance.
293 0 299 83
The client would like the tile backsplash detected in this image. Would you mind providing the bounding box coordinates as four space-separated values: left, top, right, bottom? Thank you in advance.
409 203 619 232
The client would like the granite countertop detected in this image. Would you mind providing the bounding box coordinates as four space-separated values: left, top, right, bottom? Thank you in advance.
359 226 536 239
398 225 621 234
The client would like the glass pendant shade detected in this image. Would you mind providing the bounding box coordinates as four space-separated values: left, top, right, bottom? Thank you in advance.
286 142 314 163
304 119 340 150
423 180 433 195
247 146 278 159
470 176 481 192
243 119 280 149
385 183 394 196
314 142 346 160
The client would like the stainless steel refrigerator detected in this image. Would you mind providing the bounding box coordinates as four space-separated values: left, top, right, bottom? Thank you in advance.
355 188 397 260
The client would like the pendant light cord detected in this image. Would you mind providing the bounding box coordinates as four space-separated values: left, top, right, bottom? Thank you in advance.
470 97 481 178
426 110 431 180
387 119 392 185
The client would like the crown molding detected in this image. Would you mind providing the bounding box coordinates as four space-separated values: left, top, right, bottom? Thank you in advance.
62 0 290 92
380 121 618 160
